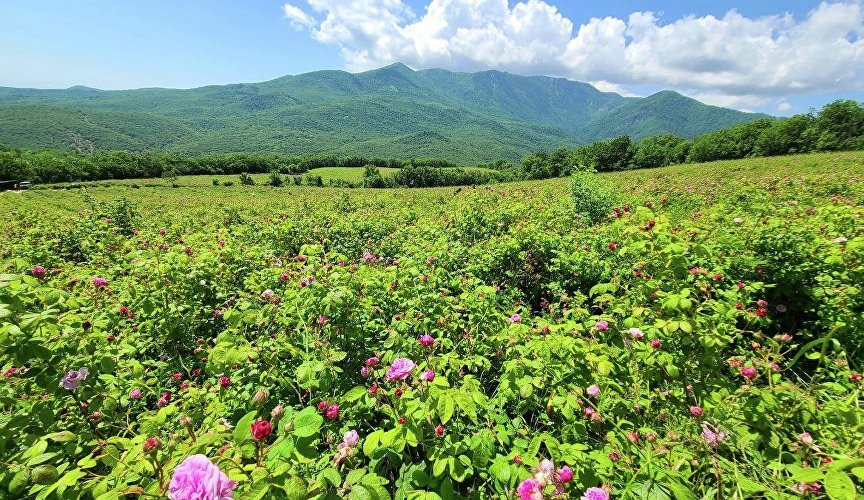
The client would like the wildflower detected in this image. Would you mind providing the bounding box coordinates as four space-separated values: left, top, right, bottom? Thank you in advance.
92 277 109 287
218 240 225 247
690 406 703 416
32 266 46 277
325 404 340 420
418 334 435 347
650 339 662 349
834 236 847 243
557 466 573 483
798 432 814 445
168 454 236 500
385 358 416 381
586 385 600 398
608 451 619 461
435 424 445 437
629 327 644 340
172 372 183 381
3 366 19 377
364 356 379 367
737 281 745 288
219 376 230 388
157 391 172 407
317 400 329 411
420 369 435 382
510 313 522 324
129 389 143 400
143 437 160 453
360 367 371 377
628 432 640 442
607 242 618 250
851 373 862 381
397 416 406 425
250 420 271 441
279 272 289 281
517 478 542 500
260 289 274 301
363 251 376 263
368 384 378 394
60 368 89 391
740 366 757 379
582 487 609 500
342 430 359 447
317 315 328 325
755 308 768 317
594 321 608 331
90 411 102 420
212 309 224 318
701 422 727 448
713 274 723 281
733 217 743 224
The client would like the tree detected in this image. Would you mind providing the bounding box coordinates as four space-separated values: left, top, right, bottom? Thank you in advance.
813 100 864 151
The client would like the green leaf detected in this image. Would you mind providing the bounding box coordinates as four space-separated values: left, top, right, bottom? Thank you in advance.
293 407 323 438
824 471 857 500
364 430 383 457
44 431 76 443
233 411 256 445
437 396 455 425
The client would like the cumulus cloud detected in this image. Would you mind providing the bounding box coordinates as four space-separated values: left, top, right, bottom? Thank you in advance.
282 3 316 30
281 0 864 109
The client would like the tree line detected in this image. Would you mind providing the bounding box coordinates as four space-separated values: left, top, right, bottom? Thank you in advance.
518 99 864 179
1 99 862 188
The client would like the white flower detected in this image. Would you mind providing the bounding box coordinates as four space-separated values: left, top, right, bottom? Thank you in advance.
834 236 848 243
733 217 743 225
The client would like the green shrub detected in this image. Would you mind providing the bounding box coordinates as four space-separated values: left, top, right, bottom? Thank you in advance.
569 170 619 223
239 172 255 186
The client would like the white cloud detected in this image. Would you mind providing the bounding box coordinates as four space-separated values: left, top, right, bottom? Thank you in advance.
282 3 316 30
281 0 864 109
777 99 793 112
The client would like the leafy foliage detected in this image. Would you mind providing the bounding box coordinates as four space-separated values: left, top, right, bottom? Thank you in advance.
0 152 862 498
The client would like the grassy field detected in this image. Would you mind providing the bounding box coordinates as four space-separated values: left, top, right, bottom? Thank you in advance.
1 151 863 498
31 165 499 189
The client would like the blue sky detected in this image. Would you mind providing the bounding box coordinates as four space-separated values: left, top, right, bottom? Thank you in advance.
1 1 863 114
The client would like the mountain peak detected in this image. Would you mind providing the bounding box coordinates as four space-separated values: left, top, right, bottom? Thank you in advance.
0 63 768 162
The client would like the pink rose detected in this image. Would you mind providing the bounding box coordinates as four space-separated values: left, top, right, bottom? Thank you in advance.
168 454 236 500
386 358 416 381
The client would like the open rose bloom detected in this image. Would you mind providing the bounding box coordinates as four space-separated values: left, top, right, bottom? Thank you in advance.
168 454 236 500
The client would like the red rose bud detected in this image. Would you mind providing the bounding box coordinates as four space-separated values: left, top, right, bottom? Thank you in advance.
251 420 272 441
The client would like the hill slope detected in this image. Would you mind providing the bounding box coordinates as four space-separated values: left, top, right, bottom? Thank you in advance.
0 63 767 162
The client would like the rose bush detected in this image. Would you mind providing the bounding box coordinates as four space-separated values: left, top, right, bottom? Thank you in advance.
0 152 862 498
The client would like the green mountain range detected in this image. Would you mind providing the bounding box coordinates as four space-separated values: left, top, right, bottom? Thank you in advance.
0 63 767 162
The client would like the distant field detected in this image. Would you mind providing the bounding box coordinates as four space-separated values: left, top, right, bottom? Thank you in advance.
37 165 498 188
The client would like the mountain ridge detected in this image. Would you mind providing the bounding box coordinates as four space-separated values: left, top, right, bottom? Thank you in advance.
0 64 768 162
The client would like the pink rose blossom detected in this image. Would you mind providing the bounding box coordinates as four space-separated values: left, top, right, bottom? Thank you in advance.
168 454 236 500
510 313 522 324
386 358 416 381
60 367 89 390
92 277 109 287
32 266 46 277
586 385 600 397
582 487 609 500
629 327 644 339
594 320 608 331
517 478 542 500
420 369 435 382
325 404 340 420
129 389 143 400
342 430 359 447
418 334 435 347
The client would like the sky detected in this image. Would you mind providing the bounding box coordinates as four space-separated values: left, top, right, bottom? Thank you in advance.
1 1 863 115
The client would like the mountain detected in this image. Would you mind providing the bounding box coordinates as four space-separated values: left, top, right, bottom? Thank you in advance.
0 63 767 162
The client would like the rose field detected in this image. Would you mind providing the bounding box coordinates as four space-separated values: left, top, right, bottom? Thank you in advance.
2 151 864 499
